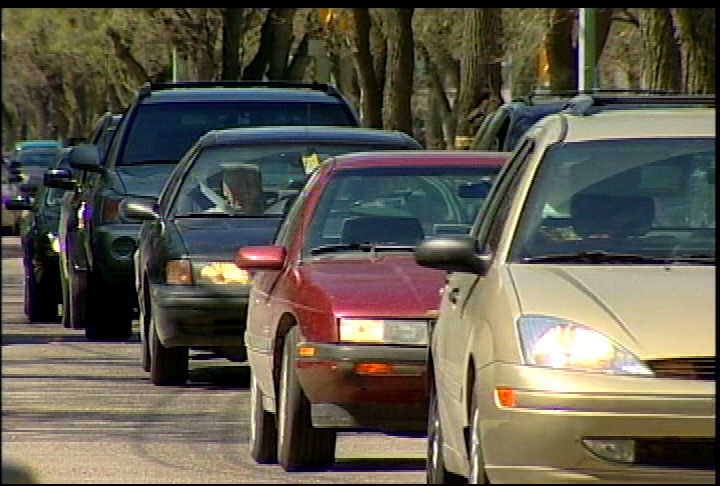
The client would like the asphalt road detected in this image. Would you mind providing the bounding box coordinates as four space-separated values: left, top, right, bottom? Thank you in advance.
1 236 426 484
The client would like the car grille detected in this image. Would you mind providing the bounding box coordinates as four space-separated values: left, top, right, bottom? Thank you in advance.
645 357 715 381
635 438 715 470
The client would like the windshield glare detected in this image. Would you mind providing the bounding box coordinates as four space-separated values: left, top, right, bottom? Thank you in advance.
306 165 501 253
511 137 716 262
119 102 353 166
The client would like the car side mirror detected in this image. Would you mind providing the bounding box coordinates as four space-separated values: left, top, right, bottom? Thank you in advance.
414 235 490 275
118 197 160 221
5 194 33 211
69 144 104 173
235 245 286 271
43 168 76 190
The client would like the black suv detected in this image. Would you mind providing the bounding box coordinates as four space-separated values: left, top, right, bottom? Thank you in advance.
54 81 359 341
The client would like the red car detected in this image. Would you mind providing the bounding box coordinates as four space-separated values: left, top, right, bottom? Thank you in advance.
235 150 509 471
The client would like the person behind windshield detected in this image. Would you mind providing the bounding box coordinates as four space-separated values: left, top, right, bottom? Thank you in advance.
203 163 265 215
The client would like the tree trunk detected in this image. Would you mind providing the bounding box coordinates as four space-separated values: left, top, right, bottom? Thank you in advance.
639 8 682 91
382 8 414 135
352 8 383 128
546 8 577 91
221 8 244 80
670 8 715 94
267 8 297 80
455 8 503 146
286 32 312 81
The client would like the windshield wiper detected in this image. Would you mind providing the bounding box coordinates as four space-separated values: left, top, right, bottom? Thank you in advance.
123 159 177 166
310 242 415 256
522 251 672 264
174 212 277 218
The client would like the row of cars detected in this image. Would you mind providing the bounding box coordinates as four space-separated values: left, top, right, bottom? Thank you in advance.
5 85 715 483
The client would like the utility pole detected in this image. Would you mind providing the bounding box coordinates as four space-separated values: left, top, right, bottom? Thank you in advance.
578 8 597 90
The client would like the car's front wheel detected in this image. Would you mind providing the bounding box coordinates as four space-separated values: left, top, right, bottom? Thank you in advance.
468 386 490 484
277 327 336 471
249 371 278 464
25 259 58 323
149 317 188 386
83 270 132 341
427 383 466 484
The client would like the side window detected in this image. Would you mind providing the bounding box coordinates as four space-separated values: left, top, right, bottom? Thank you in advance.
161 144 202 216
473 138 535 253
274 168 323 246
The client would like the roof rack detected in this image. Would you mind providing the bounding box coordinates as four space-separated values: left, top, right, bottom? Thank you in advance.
517 88 679 104
564 93 716 116
137 80 343 100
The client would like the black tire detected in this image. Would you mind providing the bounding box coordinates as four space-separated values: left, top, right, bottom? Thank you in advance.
139 305 151 373
277 327 336 471
427 384 467 484
67 267 87 329
59 266 70 328
25 260 57 323
149 317 188 386
249 371 278 464
83 271 132 342
468 387 490 484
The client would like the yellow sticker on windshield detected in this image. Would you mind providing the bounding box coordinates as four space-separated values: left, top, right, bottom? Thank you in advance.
302 153 322 174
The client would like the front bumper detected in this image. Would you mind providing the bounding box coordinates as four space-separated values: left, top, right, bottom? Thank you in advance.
295 341 428 432
474 362 715 483
151 283 250 347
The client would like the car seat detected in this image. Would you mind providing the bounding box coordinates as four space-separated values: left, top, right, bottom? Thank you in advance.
570 193 655 240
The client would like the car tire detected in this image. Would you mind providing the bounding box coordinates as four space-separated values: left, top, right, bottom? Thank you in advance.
67 267 87 329
468 386 490 484
427 384 466 484
277 327 336 471
83 271 133 342
149 317 188 386
59 267 70 328
139 304 151 373
249 371 278 464
25 259 56 323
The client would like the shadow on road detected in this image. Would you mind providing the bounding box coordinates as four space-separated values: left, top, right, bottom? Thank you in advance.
331 457 425 472
187 363 251 390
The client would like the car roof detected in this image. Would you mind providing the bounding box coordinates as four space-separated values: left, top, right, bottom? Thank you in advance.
200 126 420 147
15 140 62 150
140 88 347 104
328 150 510 170
557 108 716 143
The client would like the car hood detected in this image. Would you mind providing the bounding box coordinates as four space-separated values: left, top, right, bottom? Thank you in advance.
301 254 446 318
175 217 281 261
115 165 177 198
508 264 715 359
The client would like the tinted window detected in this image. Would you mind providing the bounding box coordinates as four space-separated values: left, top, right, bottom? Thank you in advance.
16 148 60 167
119 102 354 166
511 137 715 261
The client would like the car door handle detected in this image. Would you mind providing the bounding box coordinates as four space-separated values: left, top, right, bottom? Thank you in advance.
447 287 460 304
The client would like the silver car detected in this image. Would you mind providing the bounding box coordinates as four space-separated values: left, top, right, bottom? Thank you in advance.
416 94 715 483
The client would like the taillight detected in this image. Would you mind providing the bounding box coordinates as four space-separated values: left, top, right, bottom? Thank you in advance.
102 196 122 223
166 260 193 284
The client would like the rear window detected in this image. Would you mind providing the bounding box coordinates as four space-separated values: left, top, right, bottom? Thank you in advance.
118 101 355 166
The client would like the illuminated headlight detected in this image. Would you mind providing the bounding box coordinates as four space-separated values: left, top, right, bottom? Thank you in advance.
517 315 653 375
338 318 429 345
47 233 60 253
199 262 251 285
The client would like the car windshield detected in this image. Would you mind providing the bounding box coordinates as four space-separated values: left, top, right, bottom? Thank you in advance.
505 103 566 151
172 143 404 218
305 165 501 254
118 101 354 166
511 137 716 263
16 148 60 167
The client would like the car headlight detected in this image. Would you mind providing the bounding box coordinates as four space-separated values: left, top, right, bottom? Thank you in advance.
517 315 653 375
199 262 251 285
338 318 429 345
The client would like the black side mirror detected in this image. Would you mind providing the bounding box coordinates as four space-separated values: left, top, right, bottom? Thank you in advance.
43 168 76 190
118 197 160 221
5 195 33 211
414 235 490 275
69 144 104 173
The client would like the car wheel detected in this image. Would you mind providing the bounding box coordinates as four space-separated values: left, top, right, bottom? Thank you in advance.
427 384 466 484
139 304 151 373
25 260 52 323
149 316 188 386
59 266 70 328
249 371 278 464
277 327 336 471
67 267 87 329
83 271 132 342
468 387 490 484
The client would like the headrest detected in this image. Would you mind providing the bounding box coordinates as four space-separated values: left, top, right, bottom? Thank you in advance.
570 193 655 239
341 215 425 246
